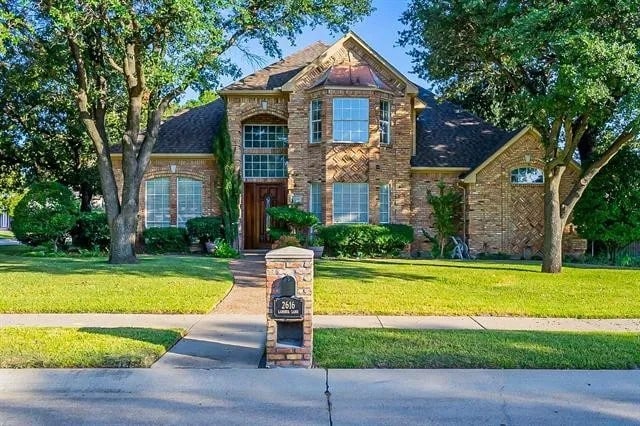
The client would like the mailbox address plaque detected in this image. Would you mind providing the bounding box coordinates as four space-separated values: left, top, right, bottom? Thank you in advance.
272 297 304 319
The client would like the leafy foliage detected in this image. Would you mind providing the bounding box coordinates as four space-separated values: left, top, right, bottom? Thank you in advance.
573 148 640 261
213 114 241 245
426 181 462 258
185 216 224 244
142 227 189 254
12 182 79 248
72 211 111 251
400 0 640 272
271 235 303 250
318 224 414 258
211 238 240 258
266 205 319 244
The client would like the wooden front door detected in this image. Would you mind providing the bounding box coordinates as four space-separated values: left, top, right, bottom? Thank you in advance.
244 183 287 249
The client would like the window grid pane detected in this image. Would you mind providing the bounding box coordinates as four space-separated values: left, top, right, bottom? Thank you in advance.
310 100 322 143
332 98 369 143
243 154 288 178
309 183 323 221
243 125 288 148
511 167 544 184
379 184 390 223
177 178 203 227
380 100 390 145
146 178 170 228
333 183 369 223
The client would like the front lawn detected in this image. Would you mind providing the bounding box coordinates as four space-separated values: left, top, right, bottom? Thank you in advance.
314 329 640 369
0 327 183 368
315 259 640 318
0 251 233 313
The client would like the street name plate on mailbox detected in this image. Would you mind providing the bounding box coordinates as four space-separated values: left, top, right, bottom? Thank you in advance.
272 297 304 319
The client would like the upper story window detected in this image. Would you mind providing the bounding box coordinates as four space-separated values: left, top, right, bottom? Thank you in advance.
511 167 544 184
332 98 369 143
146 178 170 228
380 100 390 145
244 154 288 178
243 125 287 148
310 99 322 144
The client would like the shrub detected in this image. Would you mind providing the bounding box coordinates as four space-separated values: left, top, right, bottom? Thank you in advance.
211 238 240 258
271 235 302 249
12 181 79 248
185 216 224 244
318 224 414 257
266 205 319 244
72 211 110 251
143 227 189 253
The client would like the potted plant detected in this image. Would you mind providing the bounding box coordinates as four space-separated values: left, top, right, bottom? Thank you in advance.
307 234 324 259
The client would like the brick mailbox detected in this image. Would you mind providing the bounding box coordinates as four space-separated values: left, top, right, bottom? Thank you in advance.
265 246 314 368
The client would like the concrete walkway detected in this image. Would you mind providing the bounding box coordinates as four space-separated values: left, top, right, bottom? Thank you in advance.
3 314 639 332
1 369 638 425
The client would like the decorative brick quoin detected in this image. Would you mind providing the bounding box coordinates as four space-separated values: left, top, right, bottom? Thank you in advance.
110 31 586 258
265 247 314 368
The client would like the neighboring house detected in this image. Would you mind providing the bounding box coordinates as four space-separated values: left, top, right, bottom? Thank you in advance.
0 211 10 230
111 32 584 256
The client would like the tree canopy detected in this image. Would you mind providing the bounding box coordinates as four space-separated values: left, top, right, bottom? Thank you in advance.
400 0 640 272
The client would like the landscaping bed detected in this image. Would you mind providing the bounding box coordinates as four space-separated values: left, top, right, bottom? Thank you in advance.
0 251 233 313
314 329 640 369
315 259 640 318
0 327 184 368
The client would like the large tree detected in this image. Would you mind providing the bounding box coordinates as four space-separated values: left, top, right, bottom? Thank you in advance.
5 0 373 263
400 0 640 272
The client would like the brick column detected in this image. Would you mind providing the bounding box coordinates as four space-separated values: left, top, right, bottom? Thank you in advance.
265 247 314 368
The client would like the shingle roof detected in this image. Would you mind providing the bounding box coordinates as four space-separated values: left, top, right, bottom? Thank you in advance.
412 88 521 169
111 98 225 154
222 41 329 91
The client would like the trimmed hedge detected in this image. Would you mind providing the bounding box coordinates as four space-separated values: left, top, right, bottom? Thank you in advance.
317 224 414 257
143 227 189 253
72 211 110 250
185 216 224 243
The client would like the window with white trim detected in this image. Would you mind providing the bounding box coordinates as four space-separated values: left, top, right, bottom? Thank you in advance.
310 99 322 143
177 178 203 227
243 125 287 148
380 100 390 145
333 183 369 223
379 184 390 223
145 178 170 228
332 98 369 143
511 167 544 184
243 154 288 178
309 183 322 221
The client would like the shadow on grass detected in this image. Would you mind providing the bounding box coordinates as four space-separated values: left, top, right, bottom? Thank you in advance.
79 327 184 349
0 249 232 282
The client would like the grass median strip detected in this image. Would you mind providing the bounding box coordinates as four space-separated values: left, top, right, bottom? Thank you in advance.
314 329 640 369
315 259 640 317
0 327 184 368
0 251 233 313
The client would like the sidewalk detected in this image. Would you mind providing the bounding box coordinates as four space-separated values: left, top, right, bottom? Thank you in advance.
1 369 638 425
2 314 639 332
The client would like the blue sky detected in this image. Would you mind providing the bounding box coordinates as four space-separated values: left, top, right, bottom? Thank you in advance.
187 0 428 101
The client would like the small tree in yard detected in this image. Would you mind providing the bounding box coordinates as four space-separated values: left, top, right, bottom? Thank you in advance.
12 182 79 249
573 147 640 262
5 0 373 264
401 0 640 272
426 181 462 258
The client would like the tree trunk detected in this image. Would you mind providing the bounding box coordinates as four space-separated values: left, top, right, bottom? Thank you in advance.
542 168 565 273
79 181 93 212
109 212 138 264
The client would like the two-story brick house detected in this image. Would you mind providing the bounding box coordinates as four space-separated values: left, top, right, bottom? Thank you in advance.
111 32 584 256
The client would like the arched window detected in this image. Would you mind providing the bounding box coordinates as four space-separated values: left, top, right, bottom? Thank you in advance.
177 178 203 227
146 178 170 227
511 167 544 184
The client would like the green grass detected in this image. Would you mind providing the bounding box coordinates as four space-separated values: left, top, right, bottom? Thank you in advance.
0 230 14 239
0 250 233 313
314 328 640 369
0 327 184 368
315 259 640 318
